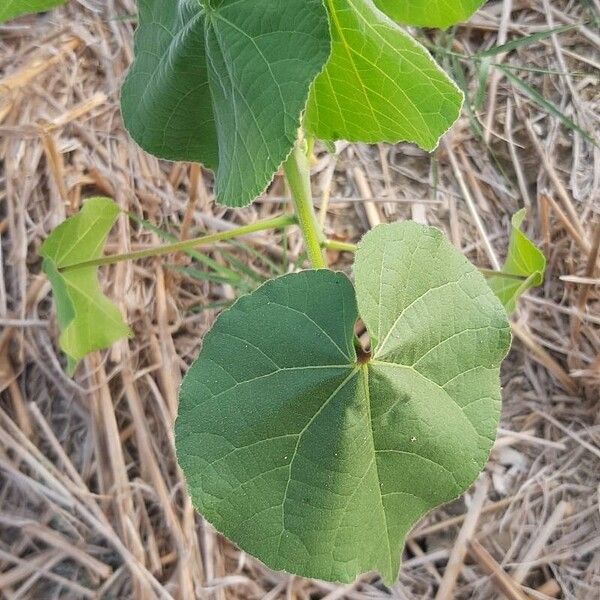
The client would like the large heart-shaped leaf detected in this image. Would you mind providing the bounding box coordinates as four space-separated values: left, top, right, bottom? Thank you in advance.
176 222 511 583
487 209 546 313
304 0 463 150
374 0 486 28
0 0 64 22
121 0 330 207
40 197 130 373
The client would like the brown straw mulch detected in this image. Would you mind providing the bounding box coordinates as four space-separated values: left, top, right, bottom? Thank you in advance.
0 1 599 598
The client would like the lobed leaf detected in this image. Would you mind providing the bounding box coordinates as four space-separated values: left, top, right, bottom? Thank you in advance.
374 0 485 28
0 0 64 22
176 222 511 584
121 0 330 207
40 197 130 373
304 0 464 151
486 209 546 313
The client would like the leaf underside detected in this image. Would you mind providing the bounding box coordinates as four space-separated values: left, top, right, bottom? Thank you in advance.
304 0 464 150
40 197 130 373
0 0 64 22
120 0 330 207
374 0 486 28
176 222 511 584
487 209 546 313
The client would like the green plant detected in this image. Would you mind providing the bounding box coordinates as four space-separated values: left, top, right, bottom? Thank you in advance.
486 209 546 313
34 0 548 585
177 223 511 583
39 198 131 373
0 0 64 22
120 0 479 207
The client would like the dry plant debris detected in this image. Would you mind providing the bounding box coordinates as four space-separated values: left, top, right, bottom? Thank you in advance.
0 0 599 598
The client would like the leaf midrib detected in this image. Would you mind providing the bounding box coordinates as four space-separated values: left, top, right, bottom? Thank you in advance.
360 363 394 581
325 0 380 130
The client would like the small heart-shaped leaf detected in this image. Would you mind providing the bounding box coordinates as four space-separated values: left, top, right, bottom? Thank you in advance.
304 0 463 150
0 0 64 22
374 0 486 28
176 222 511 583
121 0 330 207
40 197 130 373
487 209 546 313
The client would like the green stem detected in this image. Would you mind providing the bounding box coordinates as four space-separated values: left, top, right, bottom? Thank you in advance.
60 213 296 272
478 268 529 281
322 240 530 281
323 239 358 253
283 141 326 269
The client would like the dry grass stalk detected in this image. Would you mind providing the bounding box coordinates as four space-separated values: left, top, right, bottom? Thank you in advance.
512 501 572 585
468 539 530 600
435 476 489 599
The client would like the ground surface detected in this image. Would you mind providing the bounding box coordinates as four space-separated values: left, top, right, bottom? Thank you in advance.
0 0 599 598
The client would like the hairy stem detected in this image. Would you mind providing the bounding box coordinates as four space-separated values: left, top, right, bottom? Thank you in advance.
283 141 326 269
60 213 296 272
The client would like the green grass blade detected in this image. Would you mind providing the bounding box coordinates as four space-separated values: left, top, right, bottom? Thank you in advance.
476 24 580 58
499 66 597 145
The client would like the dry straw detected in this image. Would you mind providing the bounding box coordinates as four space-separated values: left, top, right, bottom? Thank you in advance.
0 0 598 598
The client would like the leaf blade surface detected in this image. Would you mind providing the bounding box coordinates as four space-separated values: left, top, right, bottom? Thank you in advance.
305 0 463 150
0 0 64 22
176 223 511 583
40 197 130 371
374 0 485 28
486 209 546 313
121 0 330 207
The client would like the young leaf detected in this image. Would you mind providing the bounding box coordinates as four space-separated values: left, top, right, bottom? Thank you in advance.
0 0 64 22
374 0 485 28
176 222 511 584
486 209 546 313
304 0 463 150
40 197 130 373
121 0 330 208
